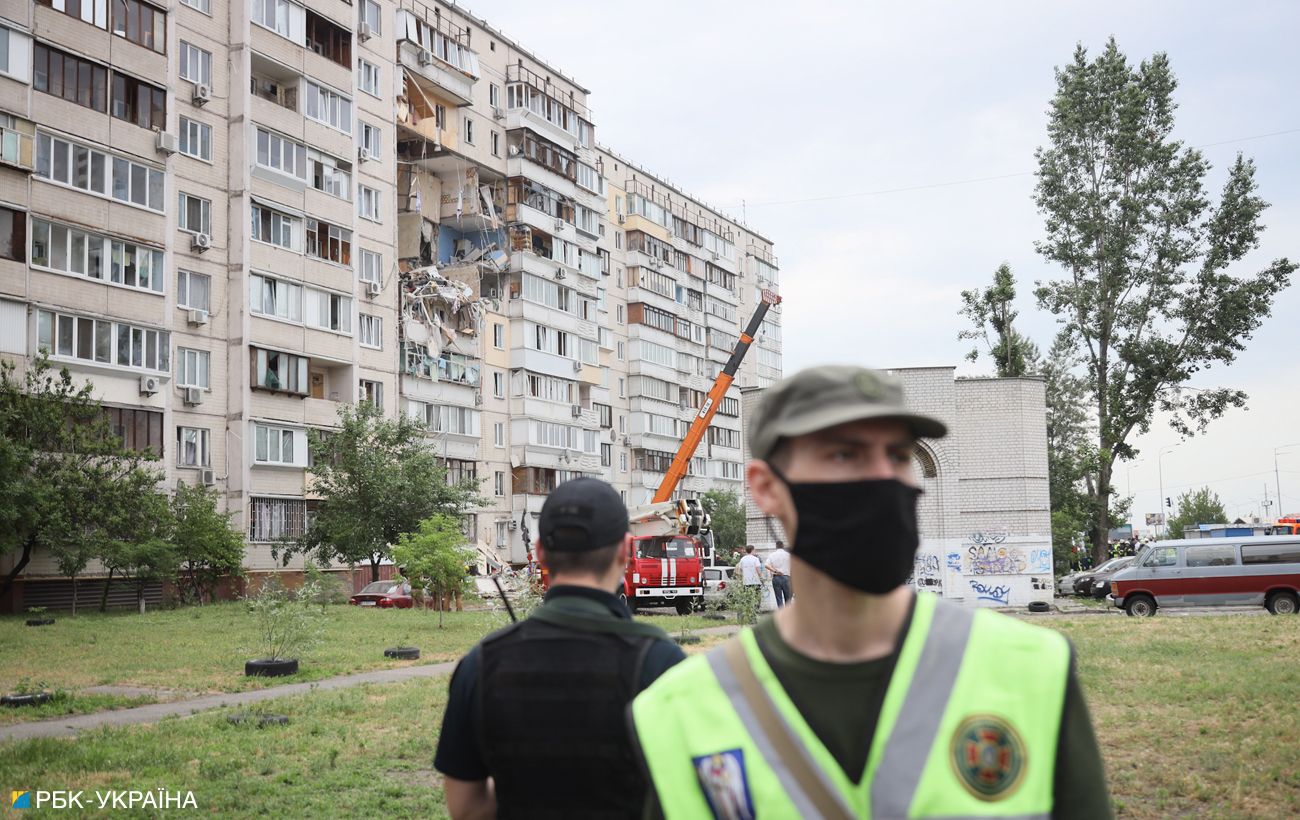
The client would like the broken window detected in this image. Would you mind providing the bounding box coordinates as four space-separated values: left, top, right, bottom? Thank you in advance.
305 9 350 67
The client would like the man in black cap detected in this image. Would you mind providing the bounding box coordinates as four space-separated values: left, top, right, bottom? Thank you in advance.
435 477 686 819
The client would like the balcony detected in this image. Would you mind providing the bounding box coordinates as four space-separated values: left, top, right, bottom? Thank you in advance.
396 15 477 107
0 117 36 172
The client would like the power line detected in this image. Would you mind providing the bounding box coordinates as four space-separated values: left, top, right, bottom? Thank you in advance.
727 126 1300 210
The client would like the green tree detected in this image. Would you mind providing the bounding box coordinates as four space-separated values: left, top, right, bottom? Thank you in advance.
0 358 164 610
1165 487 1228 540
97 482 175 613
171 483 245 605
392 514 476 628
701 489 746 565
958 263 1040 377
1033 39 1295 563
282 402 481 581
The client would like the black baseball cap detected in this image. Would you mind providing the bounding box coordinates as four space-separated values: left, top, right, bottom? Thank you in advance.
539 477 630 552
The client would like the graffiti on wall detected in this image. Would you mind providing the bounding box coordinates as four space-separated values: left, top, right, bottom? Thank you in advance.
912 553 942 590
967 545 1026 575
969 580 1011 605
946 552 962 572
1028 549 1052 574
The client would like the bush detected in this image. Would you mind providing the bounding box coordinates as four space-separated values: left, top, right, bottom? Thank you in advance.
303 564 349 605
724 583 762 625
245 577 326 661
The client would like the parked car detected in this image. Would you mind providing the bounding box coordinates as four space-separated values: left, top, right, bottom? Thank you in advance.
700 566 733 609
1056 571 1084 596
349 581 413 609
1087 557 1135 599
1072 557 1129 595
1109 537 1300 616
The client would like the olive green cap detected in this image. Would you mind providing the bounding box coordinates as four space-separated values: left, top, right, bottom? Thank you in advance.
748 365 948 461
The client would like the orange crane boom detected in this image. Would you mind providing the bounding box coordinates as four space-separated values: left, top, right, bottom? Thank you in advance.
652 289 782 503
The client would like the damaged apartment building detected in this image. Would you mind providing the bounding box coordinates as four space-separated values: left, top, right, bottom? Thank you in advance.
0 0 780 609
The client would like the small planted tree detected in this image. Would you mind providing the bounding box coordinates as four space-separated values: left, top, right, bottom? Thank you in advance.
245 576 326 677
393 514 476 629
95 474 175 613
171 483 245 605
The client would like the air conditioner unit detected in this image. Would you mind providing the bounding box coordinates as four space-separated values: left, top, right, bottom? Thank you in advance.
155 131 178 154
187 308 209 326
418 49 434 67
191 233 212 252
710 251 719 261
200 468 216 486
621 436 629 446
570 404 582 418
474 393 483 406
192 83 211 105
358 147 374 162
358 21 374 42
554 269 566 280
139 375 160 395
554 218 565 231
508 520 517 531
492 106 505 120
572 360 583 372
366 280 382 297
183 387 204 406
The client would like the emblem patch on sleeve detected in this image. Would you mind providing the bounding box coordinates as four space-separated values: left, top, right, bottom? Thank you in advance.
950 715 1026 800
692 749 756 820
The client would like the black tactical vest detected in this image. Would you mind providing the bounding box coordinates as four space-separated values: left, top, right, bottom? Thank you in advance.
477 606 664 819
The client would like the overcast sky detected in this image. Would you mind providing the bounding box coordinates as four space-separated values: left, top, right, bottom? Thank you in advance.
481 0 1300 529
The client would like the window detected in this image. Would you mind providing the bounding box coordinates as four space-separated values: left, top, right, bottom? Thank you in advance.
36 133 165 212
111 72 166 130
493 422 504 448
489 84 500 107
179 41 211 85
358 379 383 408
359 314 382 348
177 347 210 389
254 424 300 465
251 202 299 250
463 117 474 144
718 396 741 417
251 347 309 394
111 0 166 53
306 219 351 265
305 9 350 67
1142 547 1178 568
180 0 210 13
360 0 380 33
616 304 624 324
176 427 210 467
250 273 302 322
358 248 381 282
492 322 504 349
36 0 109 28
618 377 625 399
177 270 210 312
493 371 505 399
37 309 169 372
358 58 380 96
30 219 164 292
249 497 306 541
179 117 212 161
360 122 382 159
494 471 505 497
619 452 627 473
252 0 298 40
708 427 742 449
491 131 500 157
104 406 163 456
1241 544 1300 565
309 148 351 199
418 404 479 436
306 288 352 333
358 185 381 221
256 128 308 180
1185 545 1239 568
594 403 612 429
178 192 211 235
601 443 612 467
304 81 352 133
0 206 25 263
33 44 108 113
617 341 625 360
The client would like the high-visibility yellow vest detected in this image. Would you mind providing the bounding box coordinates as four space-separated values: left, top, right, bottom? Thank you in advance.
632 593 1070 819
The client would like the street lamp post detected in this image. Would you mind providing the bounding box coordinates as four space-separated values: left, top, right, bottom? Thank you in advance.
1275 444 1300 519
1157 444 1182 539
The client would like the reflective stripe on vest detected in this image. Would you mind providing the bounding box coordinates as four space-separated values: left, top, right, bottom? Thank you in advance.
631 593 1069 819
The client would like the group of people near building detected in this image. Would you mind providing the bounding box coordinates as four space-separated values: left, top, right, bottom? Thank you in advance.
735 541 793 607
433 365 1111 819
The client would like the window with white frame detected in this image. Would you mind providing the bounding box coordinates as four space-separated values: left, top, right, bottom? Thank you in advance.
358 58 379 96
177 347 210 389
177 270 210 311
423 405 479 436
617 341 625 360
37 309 169 372
250 273 302 322
491 131 500 157
179 41 211 85
256 128 307 180
305 288 352 333
180 0 210 13
619 452 628 472
493 371 505 399
489 83 500 107
178 192 211 235
176 426 210 467
309 148 351 199
360 0 380 33
463 117 474 144
359 313 381 348
30 218 165 293
249 497 305 541
254 424 301 465
494 471 505 497
358 379 383 408
304 81 352 133
179 117 211 161
360 122 381 159
251 347 309 394
492 322 504 349
251 202 299 250
493 422 504 447
306 219 352 264
252 0 302 42
359 248 381 283
358 185 381 221
36 133 165 212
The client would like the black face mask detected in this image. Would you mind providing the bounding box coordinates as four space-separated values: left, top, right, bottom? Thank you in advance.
771 470 922 595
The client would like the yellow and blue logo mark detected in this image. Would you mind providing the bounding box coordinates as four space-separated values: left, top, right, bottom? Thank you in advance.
11 790 31 809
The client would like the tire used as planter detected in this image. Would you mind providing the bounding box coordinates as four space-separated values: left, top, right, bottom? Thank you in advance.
383 647 420 660
25 618 55 627
1026 601 1051 614
244 658 299 677
2 693 54 707
227 712 290 727
674 635 702 646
